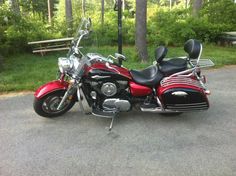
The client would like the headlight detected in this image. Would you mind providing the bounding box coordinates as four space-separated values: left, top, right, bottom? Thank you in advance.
58 57 73 73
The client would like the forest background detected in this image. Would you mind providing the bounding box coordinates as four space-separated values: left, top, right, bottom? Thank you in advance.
0 0 235 56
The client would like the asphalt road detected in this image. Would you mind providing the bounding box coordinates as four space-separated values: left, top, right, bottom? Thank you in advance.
1 66 236 176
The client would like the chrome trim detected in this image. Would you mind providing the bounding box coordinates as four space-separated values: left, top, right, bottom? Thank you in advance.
172 91 188 96
166 102 209 111
91 75 111 79
190 59 215 68
140 107 163 112
168 68 195 78
91 112 113 118
155 96 164 111
90 91 97 99
161 76 203 88
103 98 131 112
140 107 179 113
77 88 84 112
196 44 203 66
166 107 208 112
105 62 120 74
57 83 77 110
78 88 92 114
168 102 207 106
101 82 117 97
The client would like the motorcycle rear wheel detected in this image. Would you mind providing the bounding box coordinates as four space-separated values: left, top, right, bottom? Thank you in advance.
33 90 76 118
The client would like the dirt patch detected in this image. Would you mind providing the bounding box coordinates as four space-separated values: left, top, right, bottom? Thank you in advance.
0 91 34 99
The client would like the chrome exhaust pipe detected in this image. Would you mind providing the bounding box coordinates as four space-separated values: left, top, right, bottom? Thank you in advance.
140 107 180 113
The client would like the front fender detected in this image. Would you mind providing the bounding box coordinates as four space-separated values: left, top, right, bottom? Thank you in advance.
34 80 69 99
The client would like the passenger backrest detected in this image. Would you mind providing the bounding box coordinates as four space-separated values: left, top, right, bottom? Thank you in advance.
155 46 168 64
184 39 202 59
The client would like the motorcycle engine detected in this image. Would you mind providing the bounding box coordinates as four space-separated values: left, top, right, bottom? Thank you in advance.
89 81 128 97
88 80 131 112
101 82 117 97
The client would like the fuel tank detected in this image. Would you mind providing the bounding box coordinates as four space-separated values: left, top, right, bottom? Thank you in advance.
85 62 132 81
158 77 209 111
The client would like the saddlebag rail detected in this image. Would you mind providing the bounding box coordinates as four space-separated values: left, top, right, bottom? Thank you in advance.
161 76 203 89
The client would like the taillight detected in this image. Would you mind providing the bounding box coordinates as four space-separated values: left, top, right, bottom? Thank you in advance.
200 75 206 84
205 90 211 95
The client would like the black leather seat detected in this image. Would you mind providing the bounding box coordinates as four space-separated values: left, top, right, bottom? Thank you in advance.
155 46 187 76
159 58 187 76
130 65 164 87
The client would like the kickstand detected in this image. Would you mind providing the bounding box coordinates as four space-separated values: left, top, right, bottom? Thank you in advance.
109 113 118 131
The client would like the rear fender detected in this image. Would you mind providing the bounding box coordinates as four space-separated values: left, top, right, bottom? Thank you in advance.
34 80 69 99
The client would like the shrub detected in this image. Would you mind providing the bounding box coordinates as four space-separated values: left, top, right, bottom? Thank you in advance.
201 0 236 25
148 1 236 46
0 54 4 71
148 8 195 46
0 3 62 55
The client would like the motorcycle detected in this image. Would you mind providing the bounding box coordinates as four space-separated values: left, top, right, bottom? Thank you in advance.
33 18 214 130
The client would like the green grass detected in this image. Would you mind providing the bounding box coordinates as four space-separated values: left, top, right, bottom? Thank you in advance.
0 45 235 93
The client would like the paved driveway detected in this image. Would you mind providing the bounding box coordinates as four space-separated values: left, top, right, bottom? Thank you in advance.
1 66 236 176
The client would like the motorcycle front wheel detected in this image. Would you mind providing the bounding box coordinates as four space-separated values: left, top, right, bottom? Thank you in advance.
33 90 76 118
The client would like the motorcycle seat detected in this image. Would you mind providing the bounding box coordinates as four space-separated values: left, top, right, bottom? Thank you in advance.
130 65 164 87
159 58 187 76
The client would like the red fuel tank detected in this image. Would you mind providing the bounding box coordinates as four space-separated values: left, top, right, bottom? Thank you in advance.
85 62 132 80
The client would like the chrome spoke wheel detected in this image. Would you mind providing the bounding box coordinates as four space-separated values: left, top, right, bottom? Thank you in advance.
42 95 71 114
34 90 76 118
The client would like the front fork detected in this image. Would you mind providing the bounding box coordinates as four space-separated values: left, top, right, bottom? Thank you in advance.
57 77 79 110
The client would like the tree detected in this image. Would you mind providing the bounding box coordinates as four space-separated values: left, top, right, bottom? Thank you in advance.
185 0 190 8
8 0 20 15
82 0 86 16
101 0 104 27
65 0 73 36
135 0 148 62
202 0 236 24
48 0 52 24
192 0 203 16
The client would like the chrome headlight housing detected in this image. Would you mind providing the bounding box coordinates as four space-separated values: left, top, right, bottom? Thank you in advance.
58 57 73 73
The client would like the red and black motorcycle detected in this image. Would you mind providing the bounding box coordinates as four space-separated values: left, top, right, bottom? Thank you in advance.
33 18 214 130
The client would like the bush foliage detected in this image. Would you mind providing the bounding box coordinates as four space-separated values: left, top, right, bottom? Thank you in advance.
0 0 235 55
0 4 60 55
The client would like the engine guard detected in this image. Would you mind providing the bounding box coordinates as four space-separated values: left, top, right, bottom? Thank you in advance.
34 80 69 99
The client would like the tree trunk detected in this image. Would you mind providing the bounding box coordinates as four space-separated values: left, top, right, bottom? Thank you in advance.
192 0 203 17
8 0 20 15
48 0 52 24
65 0 73 36
82 0 86 16
135 0 148 62
122 0 125 11
185 0 188 9
101 0 104 27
